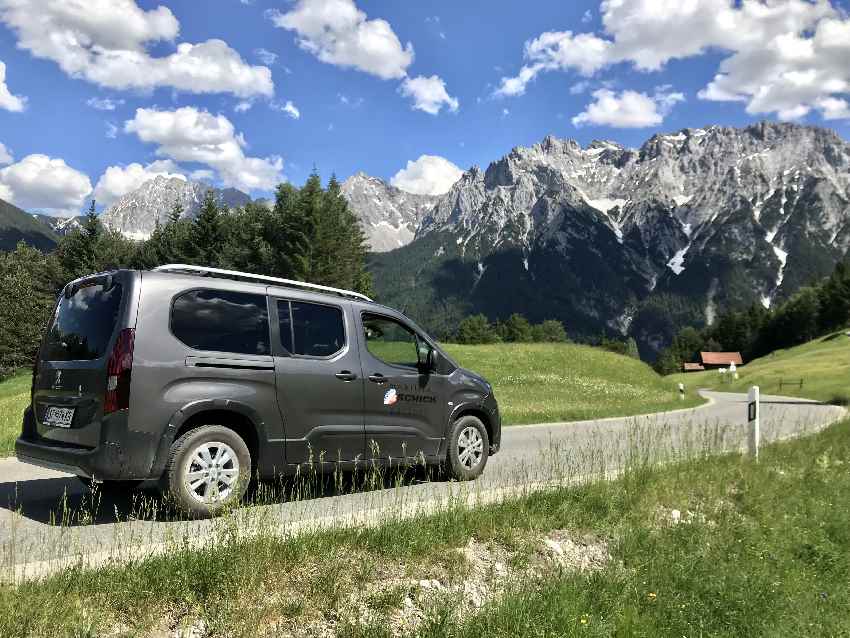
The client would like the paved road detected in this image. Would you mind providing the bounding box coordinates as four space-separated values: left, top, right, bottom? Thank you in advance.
0 391 844 581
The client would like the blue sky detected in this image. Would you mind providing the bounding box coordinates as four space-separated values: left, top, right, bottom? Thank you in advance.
0 0 849 215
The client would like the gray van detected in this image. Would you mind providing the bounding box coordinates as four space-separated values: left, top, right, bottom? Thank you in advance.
16 265 501 516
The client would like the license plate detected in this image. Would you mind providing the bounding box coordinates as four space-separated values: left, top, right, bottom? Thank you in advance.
44 406 75 428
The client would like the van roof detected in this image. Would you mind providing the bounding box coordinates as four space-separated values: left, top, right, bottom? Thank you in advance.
150 264 373 303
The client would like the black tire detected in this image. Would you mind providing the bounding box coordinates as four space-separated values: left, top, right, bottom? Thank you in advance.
445 415 489 481
77 477 143 493
163 425 252 518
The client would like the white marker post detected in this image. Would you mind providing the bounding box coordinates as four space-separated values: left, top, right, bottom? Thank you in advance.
747 385 760 460
678 382 685 401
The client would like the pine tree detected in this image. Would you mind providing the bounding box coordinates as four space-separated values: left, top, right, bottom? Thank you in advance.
457 314 498 344
502 313 533 342
191 191 222 266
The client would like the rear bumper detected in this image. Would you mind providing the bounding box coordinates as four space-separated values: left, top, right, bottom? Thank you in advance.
15 407 158 480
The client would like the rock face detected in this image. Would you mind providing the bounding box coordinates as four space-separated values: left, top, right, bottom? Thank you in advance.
32 213 85 236
341 172 440 252
369 122 850 357
101 176 251 240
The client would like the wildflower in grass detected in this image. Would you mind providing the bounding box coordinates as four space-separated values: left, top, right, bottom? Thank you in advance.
648 592 657 601
580 614 589 625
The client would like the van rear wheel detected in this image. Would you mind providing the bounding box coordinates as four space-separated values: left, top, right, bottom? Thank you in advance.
164 425 252 518
445 415 489 481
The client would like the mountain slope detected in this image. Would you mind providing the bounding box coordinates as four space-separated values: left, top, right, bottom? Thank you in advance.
668 331 850 404
370 122 850 358
341 172 439 252
100 176 251 240
31 214 85 236
0 198 58 251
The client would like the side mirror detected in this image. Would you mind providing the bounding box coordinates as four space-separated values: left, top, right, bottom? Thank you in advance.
417 341 436 372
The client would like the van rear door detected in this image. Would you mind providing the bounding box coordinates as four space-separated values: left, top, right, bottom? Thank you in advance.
32 272 133 448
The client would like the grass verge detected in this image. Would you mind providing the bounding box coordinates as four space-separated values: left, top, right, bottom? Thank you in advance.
0 372 27 457
0 343 702 457
2 417 848 637
444 342 703 424
668 330 850 405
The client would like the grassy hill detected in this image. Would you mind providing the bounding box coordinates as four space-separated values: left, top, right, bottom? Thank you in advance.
0 343 700 456
0 197 58 251
444 342 701 424
668 330 850 404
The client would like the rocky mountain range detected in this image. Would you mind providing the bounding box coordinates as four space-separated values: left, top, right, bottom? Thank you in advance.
100 176 251 239
368 122 850 357
341 172 439 252
32 213 85 236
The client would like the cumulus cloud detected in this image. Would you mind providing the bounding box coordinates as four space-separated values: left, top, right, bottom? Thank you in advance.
87 96 125 111
399 75 459 115
93 160 184 207
272 100 301 119
0 60 26 111
496 0 850 122
268 0 413 79
0 142 12 165
572 88 684 128
390 155 463 196
0 154 92 213
254 48 278 66
0 0 273 98
125 107 284 192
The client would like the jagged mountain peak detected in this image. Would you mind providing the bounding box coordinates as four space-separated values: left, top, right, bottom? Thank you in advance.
101 177 250 240
370 122 850 359
340 172 440 252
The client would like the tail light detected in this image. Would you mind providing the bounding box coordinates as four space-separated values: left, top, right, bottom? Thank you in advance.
105 328 135 414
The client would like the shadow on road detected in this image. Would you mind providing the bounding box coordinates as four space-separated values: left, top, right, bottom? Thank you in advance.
0 466 440 527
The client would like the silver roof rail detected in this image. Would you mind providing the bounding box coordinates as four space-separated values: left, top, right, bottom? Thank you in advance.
152 264 373 302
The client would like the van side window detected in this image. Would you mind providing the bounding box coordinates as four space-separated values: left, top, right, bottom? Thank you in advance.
362 314 419 368
172 289 270 355
278 300 345 357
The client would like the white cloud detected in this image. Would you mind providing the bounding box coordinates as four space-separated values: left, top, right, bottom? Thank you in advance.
0 0 273 98
272 100 301 119
234 100 254 113
105 122 118 138
0 154 92 213
0 142 11 165
390 155 463 196
190 169 215 182
125 107 284 192
495 30 613 97
268 0 413 80
817 96 850 120
87 96 125 111
93 159 184 208
0 60 26 111
399 75 459 115
496 0 850 122
582 9 593 24
254 48 278 66
572 88 684 128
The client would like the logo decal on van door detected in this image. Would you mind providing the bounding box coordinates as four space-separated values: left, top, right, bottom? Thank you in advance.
383 388 398 406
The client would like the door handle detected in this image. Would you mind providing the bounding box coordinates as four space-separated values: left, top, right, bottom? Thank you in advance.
368 373 387 384
335 371 357 382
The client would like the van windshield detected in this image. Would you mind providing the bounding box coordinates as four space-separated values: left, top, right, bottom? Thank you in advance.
42 281 123 361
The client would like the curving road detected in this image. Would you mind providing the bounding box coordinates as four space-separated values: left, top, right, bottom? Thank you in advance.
0 391 844 581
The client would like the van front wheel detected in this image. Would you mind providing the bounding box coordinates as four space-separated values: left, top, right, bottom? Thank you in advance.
164 425 252 518
445 415 489 481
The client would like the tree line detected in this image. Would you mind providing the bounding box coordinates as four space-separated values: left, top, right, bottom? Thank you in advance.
654 259 850 374
0 173 370 379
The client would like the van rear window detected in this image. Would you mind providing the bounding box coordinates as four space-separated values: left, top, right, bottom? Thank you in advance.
42 281 124 361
